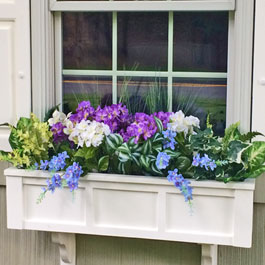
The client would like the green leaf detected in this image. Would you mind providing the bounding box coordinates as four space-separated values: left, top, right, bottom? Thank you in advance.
153 116 163 133
106 134 123 151
150 162 163 176
153 133 164 143
164 150 181 158
98 155 109 172
143 140 152 155
227 140 249 163
118 152 130 163
242 166 265 179
74 146 96 160
140 155 151 169
176 156 191 172
9 128 21 150
16 117 31 130
131 155 140 167
239 131 264 142
243 141 265 170
206 114 213 129
222 122 240 151
117 143 131 154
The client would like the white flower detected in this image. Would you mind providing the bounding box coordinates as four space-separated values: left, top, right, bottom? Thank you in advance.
48 110 67 126
68 120 110 148
63 120 74 135
168 111 200 137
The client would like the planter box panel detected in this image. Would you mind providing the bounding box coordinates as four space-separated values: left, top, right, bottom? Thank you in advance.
166 193 234 235
93 188 158 230
4 168 255 248
24 184 86 225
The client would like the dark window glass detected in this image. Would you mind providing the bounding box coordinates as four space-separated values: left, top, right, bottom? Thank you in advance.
117 12 168 71
63 12 112 70
173 12 228 72
117 76 168 114
172 78 227 135
63 75 112 112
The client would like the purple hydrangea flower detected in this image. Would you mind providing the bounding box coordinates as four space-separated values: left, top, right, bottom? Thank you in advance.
153 111 172 129
94 103 130 134
156 152 170 169
51 122 68 144
123 113 157 143
167 169 193 202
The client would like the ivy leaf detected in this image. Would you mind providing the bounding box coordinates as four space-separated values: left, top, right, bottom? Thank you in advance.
242 141 265 170
222 122 241 151
227 140 249 164
239 131 264 142
98 155 109 172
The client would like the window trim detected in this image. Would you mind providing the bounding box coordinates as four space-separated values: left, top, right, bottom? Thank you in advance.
49 0 235 12
31 0 254 133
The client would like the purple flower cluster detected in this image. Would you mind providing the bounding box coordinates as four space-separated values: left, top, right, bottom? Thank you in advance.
162 129 177 150
167 169 193 202
63 162 83 192
192 153 217 171
153 111 172 129
122 113 157 143
51 122 68 144
156 152 170 169
70 101 95 124
94 103 130 133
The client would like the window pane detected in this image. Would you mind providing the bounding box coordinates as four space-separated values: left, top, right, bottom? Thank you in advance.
117 13 168 71
172 78 226 136
63 75 112 113
63 12 112 70
118 77 168 114
173 12 228 72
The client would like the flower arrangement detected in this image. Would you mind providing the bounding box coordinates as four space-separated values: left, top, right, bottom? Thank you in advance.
1 101 265 204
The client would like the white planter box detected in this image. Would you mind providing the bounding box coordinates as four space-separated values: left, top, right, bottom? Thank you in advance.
5 167 255 248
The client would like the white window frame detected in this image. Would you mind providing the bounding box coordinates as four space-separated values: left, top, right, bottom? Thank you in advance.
31 0 254 132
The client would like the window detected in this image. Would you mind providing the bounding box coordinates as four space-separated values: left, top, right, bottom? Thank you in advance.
38 0 252 135
60 10 228 135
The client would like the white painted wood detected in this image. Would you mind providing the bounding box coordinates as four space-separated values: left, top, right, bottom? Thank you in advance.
49 0 235 12
5 168 255 248
31 0 56 120
252 0 265 137
5 175 23 229
226 0 254 131
201 245 217 265
51 233 76 265
252 0 265 204
0 0 31 151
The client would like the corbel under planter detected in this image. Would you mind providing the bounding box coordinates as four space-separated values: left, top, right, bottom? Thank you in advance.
5 168 255 265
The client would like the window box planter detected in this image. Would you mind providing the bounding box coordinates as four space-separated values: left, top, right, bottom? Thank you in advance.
5 167 255 247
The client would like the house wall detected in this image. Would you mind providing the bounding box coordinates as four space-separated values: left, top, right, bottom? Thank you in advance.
1 0 265 265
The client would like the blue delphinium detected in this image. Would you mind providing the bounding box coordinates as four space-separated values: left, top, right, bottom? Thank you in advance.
49 151 69 172
192 153 217 171
156 152 170 169
162 129 177 150
63 162 83 192
167 169 193 202
40 160 49 170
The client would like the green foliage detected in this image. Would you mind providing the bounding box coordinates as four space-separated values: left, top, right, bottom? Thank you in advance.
0 114 53 168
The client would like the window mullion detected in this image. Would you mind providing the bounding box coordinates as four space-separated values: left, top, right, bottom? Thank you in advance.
112 11 118 104
168 11 174 112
